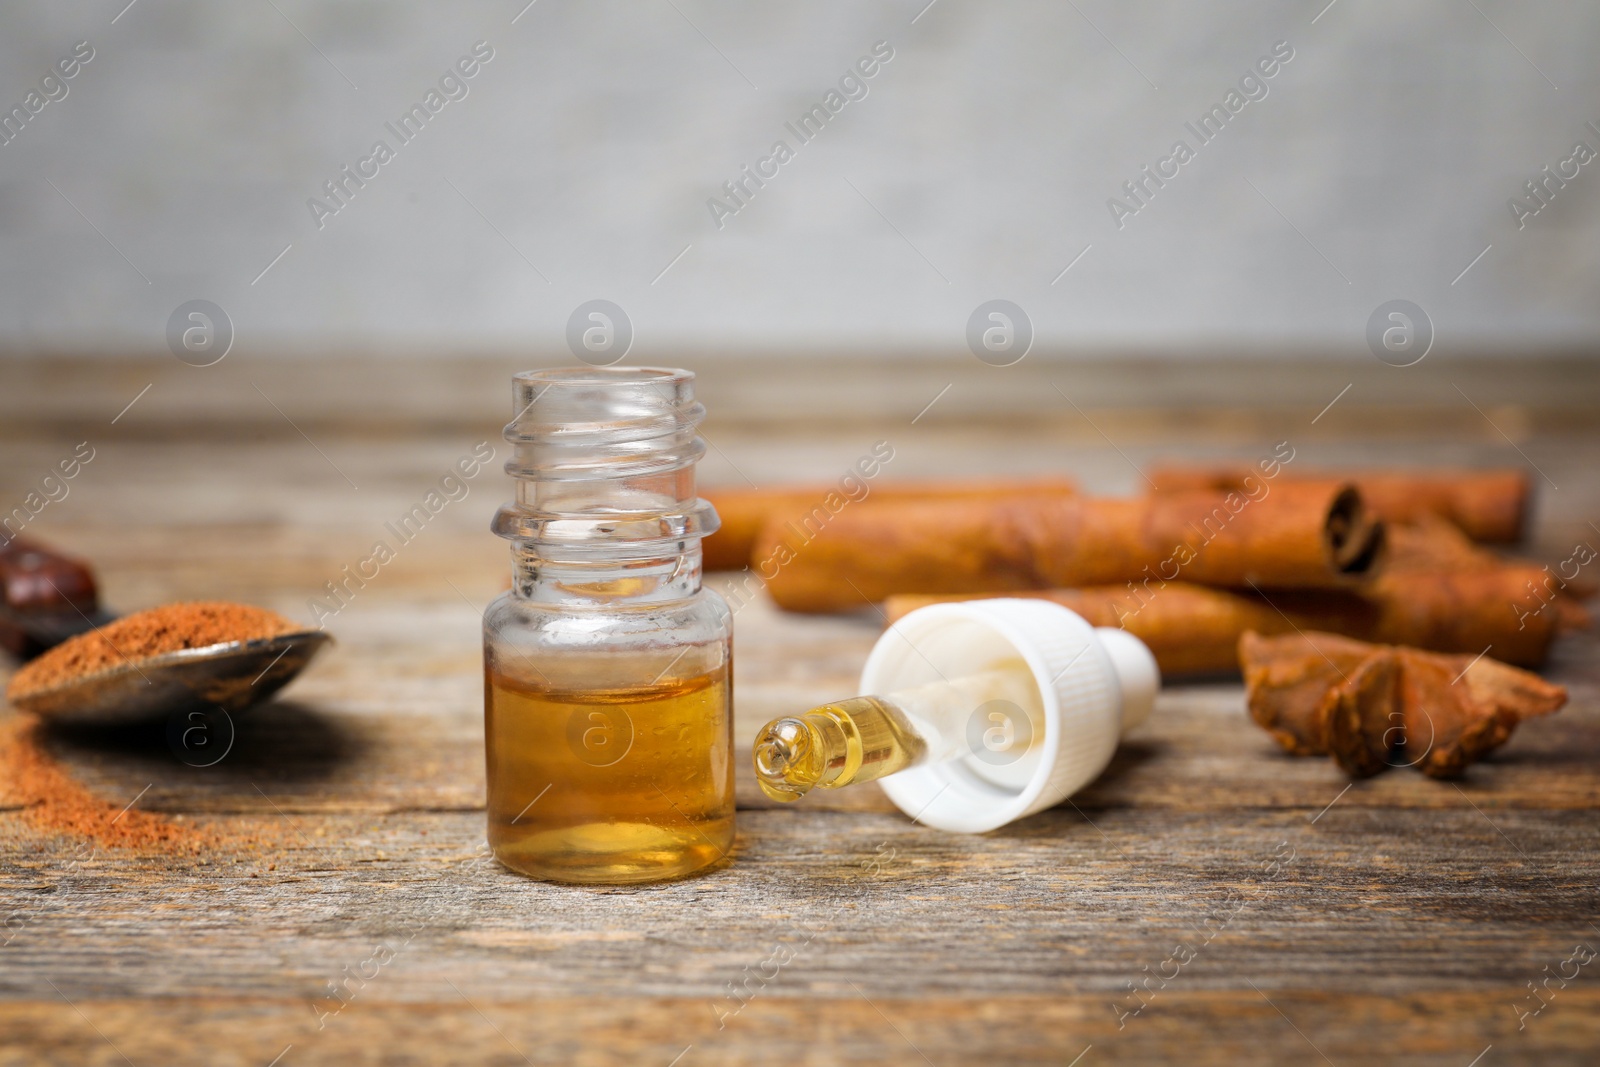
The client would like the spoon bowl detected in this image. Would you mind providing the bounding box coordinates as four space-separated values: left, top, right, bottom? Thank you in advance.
9 631 332 726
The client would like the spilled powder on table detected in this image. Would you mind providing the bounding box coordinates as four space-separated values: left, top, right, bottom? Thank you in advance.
0 714 226 853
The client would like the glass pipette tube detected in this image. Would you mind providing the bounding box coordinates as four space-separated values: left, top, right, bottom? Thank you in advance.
752 662 1042 802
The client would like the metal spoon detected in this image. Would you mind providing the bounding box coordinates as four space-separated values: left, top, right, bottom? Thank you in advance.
2 538 330 725
8 630 332 726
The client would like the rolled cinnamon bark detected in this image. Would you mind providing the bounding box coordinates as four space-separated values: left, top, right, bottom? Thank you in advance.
703 477 1077 571
1145 465 1531 543
1388 513 1598 600
1384 513 1501 571
756 483 1384 612
883 565 1576 673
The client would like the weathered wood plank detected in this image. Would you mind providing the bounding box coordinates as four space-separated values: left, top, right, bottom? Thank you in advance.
11 619 1596 819
5 807 1597 996
3 371 1598 1065
2 991 1598 1065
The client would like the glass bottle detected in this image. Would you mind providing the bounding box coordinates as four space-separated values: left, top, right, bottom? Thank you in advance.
483 367 733 884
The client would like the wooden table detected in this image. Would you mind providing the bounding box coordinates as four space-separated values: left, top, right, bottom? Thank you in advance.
2 356 1598 1066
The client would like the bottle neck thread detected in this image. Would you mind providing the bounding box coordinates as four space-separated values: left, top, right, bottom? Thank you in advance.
494 367 717 605
511 544 705 606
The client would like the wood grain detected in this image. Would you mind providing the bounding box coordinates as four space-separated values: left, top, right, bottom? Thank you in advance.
2 365 1598 1065
6 992 1600 1067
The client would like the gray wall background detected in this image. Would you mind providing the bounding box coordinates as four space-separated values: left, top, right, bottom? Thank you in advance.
1 0 1597 359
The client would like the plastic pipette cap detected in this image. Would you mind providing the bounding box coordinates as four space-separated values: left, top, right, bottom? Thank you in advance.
864 598 1159 833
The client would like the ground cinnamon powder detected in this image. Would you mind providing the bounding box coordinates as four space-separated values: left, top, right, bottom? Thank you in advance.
6 601 301 701
0 714 215 852
2 601 302 855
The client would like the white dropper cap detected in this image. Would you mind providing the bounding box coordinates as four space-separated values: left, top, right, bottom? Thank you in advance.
863 598 1159 833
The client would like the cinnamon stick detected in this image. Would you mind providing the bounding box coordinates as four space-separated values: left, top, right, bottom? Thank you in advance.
757 483 1384 612
1146 465 1530 543
1388 513 1597 601
883 565 1576 673
703 477 1076 571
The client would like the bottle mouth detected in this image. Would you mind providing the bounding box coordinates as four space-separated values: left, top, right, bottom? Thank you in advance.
495 365 717 547
510 367 695 420
503 365 706 481
514 366 689 384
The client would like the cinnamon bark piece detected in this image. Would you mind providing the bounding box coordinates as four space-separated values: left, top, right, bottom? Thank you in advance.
1397 650 1568 778
1385 515 1596 598
1145 465 1531 543
1319 650 1403 778
1238 631 1380 757
1238 630 1566 779
1384 513 1502 571
702 477 1077 571
882 558 1571 674
757 483 1384 612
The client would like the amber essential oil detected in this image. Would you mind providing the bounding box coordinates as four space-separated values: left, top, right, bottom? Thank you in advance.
752 696 926 802
485 661 734 884
485 366 733 884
